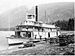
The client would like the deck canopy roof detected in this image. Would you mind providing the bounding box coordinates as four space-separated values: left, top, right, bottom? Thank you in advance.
16 20 56 29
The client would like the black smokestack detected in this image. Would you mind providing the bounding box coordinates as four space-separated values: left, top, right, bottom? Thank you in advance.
35 6 38 21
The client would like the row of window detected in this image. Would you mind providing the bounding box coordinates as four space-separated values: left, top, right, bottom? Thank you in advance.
16 27 57 32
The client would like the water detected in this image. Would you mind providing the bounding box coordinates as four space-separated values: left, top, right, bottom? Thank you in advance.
0 31 15 51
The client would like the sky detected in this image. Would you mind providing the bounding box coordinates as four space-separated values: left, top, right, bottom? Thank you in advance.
0 0 74 14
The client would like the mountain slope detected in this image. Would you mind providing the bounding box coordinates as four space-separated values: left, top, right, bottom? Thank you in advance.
0 6 28 28
0 2 74 28
30 2 74 23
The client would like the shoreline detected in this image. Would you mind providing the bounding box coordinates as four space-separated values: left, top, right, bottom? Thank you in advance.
0 43 44 55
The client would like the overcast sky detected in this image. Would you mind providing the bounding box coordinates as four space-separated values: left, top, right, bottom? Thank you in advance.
0 0 74 14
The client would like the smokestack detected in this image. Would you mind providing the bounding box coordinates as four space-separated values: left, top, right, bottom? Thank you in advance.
35 6 38 21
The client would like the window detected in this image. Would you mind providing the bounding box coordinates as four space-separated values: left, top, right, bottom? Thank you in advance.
28 15 32 19
20 31 31 38
52 29 57 31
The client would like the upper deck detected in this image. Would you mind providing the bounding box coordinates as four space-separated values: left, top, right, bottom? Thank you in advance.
15 13 60 32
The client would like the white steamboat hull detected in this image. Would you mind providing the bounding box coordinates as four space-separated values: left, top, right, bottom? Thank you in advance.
7 38 23 46
7 37 30 46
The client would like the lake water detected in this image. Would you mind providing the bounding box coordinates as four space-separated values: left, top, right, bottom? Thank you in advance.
0 31 15 51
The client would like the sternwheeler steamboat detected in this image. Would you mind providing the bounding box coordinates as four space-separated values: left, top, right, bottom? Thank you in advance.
7 6 61 46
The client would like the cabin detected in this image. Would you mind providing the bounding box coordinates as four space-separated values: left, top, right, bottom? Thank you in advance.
13 6 61 41
15 13 60 40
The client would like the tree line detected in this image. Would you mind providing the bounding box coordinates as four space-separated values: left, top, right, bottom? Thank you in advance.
54 18 74 31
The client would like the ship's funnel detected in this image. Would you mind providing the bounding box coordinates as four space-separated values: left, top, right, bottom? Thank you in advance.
35 6 38 22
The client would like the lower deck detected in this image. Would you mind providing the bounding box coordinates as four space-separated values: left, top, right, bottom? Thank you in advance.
15 31 61 39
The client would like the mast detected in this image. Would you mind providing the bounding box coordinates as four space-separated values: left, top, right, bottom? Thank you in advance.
45 10 46 23
9 18 10 31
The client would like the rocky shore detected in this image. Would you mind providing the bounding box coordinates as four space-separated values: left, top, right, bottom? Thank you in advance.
0 41 74 55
